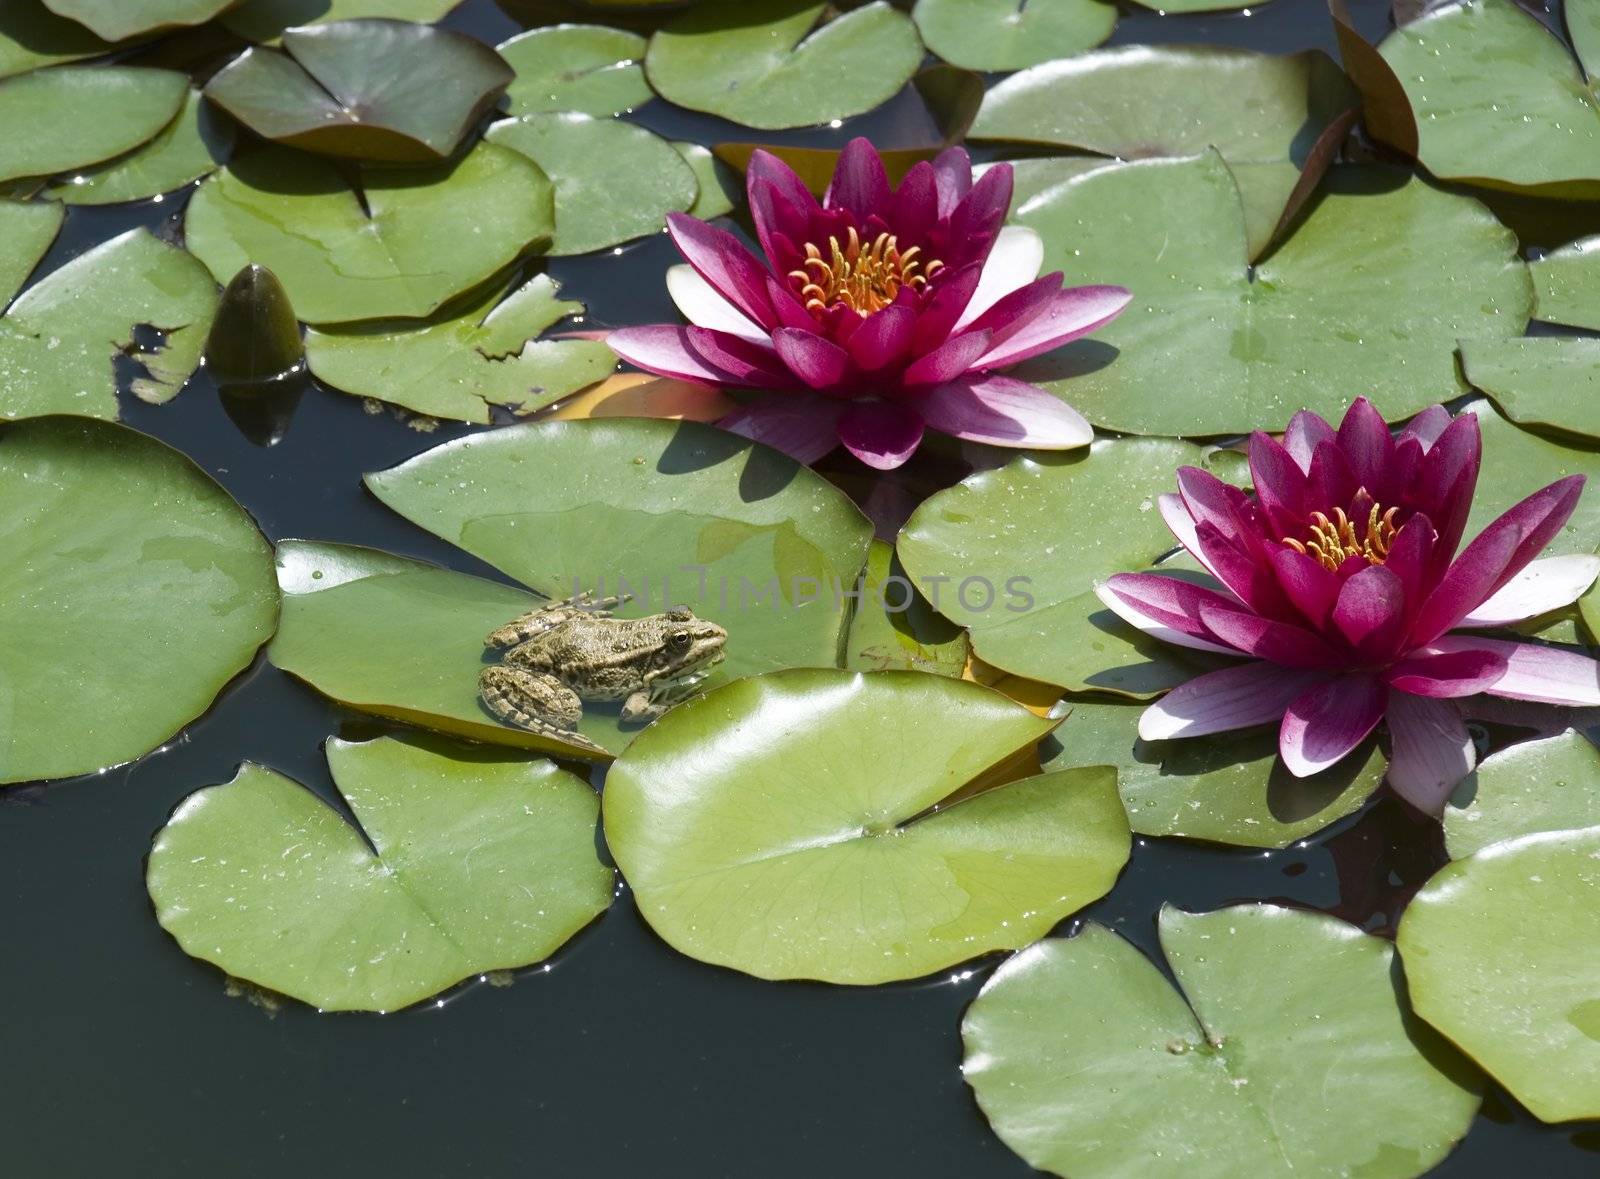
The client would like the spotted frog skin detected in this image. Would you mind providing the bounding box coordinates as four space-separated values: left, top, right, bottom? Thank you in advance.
478 593 727 751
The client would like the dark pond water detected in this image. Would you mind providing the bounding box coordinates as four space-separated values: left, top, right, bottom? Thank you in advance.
5 0 1599 1174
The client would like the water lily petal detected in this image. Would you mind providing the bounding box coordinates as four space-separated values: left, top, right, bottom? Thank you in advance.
685 326 798 389
1305 437 1359 517
931 146 972 218
954 225 1044 330
1384 645 1509 697
973 283 1131 370
1194 521 1290 618
1197 602 1347 668
772 327 852 390
1280 674 1387 778
748 149 820 270
890 159 938 247
903 329 992 387
1335 397 1397 501
1413 475 1586 644
912 262 983 354
837 400 924 470
666 212 776 330
946 164 1015 273
1385 691 1475 814
1382 516 1438 612
1139 662 1328 741
1249 431 1312 536
609 325 788 389
1097 573 1245 655
1428 634 1600 706
718 392 843 465
1283 409 1335 472
915 373 1092 450
1159 492 1210 570
848 303 917 372
1457 554 1600 626
825 137 892 222
1400 404 1452 450
1332 564 1408 662
666 264 767 342
1266 545 1342 631
1414 411 1481 558
1176 466 1257 552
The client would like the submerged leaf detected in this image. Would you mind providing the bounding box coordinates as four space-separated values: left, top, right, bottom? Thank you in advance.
963 906 1479 1178
605 668 1127 984
0 64 187 184
0 228 220 418
146 736 612 1011
305 273 614 422
0 416 277 784
184 142 553 324
644 0 924 131
204 19 513 164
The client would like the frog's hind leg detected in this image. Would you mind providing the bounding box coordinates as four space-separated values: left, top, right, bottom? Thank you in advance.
484 590 633 649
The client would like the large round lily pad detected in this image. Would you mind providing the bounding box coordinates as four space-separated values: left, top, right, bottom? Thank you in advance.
304 273 615 422
896 437 1229 686
221 0 460 41
184 142 553 324
1443 729 1600 859
1 227 221 419
203 20 513 165
644 0 925 131
1008 152 1531 436
1460 338 1600 443
604 668 1128 984
485 113 697 255
1399 827 1600 1122
0 65 187 184
911 0 1115 72
498 24 651 117
146 735 612 1011
0 416 277 784
1047 697 1386 848
46 88 234 205
41 0 238 40
963 905 1480 1179
1378 0 1600 198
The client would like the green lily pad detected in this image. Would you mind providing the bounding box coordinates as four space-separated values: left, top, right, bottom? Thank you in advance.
184 142 553 324
485 113 696 255
41 0 238 40
644 0 924 131
1461 399 1600 558
46 89 234 205
963 905 1480 1179
1378 0 1600 199
498 24 651 117
0 2 119 80
0 416 277 784
1 228 220 419
1443 729 1600 859
1459 338 1600 443
1127 0 1267 9
674 140 737 219
0 198 62 302
306 273 614 422
0 65 187 184
972 46 1354 164
1009 153 1531 436
204 20 512 165
1399 827 1600 1123
605 668 1127 984
911 0 1115 73
267 540 614 757
897 437 1222 686
364 418 874 741
1047 698 1386 848
146 735 612 1011
221 0 459 41
844 539 968 677
1530 236 1600 330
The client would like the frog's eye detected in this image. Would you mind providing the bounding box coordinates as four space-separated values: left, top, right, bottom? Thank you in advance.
668 630 692 651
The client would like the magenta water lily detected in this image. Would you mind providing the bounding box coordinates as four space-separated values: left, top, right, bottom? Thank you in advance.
1098 400 1600 814
607 138 1131 470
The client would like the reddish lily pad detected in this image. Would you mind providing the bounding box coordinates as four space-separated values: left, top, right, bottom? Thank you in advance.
204 19 513 164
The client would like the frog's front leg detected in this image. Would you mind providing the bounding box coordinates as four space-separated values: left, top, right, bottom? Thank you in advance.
485 590 632 649
479 666 607 755
619 675 706 724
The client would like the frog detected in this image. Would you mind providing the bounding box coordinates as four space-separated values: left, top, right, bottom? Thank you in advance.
478 593 728 751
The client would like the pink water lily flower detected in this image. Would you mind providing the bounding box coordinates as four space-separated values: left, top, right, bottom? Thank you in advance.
607 138 1131 470
1098 399 1600 814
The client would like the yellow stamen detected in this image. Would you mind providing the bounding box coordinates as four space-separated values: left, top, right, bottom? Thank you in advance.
1283 504 1399 573
786 226 944 318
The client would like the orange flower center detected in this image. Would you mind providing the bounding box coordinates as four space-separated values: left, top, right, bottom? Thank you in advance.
789 226 943 318
1283 504 1399 573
